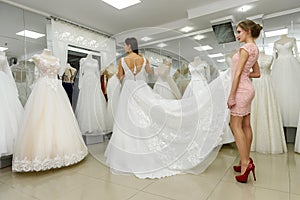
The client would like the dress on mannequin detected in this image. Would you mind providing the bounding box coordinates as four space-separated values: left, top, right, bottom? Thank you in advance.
104 56 234 179
182 57 209 98
251 51 287 154
75 54 107 134
0 51 23 156
173 64 190 95
271 34 300 127
62 63 77 105
12 49 88 172
153 58 182 99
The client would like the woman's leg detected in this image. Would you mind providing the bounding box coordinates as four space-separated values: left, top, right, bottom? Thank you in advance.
230 115 249 174
242 114 252 159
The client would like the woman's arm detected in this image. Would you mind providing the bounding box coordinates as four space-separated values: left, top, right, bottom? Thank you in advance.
117 59 124 80
249 61 260 78
227 49 249 108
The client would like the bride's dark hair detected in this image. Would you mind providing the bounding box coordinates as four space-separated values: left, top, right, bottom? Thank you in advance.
125 37 139 55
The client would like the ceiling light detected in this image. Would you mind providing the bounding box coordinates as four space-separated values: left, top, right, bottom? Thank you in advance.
208 53 224 58
193 35 206 40
0 47 8 51
264 28 288 37
16 30 45 39
141 37 152 42
217 59 226 63
102 0 141 10
238 5 252 12
194 45 213 51
180 26 194 33
157 43 167 48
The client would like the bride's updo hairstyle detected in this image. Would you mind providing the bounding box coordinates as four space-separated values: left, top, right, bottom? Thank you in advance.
237 19 263 39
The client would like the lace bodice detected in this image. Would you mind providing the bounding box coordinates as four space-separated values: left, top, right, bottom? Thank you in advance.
274 40 296 58
188 63 208 81
33 55 60 79
121 57 147 82
258 54 273 76
80 58 100 77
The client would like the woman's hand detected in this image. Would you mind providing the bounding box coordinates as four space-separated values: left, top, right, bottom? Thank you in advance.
227 96 236 109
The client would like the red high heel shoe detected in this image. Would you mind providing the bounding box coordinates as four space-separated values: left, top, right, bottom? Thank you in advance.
235 163 256 183
233 157 253 172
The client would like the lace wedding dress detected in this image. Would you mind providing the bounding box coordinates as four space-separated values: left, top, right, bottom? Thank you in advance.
105 57 234 179
0 55 23 156
12 54 88 172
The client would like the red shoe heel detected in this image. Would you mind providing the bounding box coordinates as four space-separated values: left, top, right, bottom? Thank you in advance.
235 163 256 183
233 157 253 172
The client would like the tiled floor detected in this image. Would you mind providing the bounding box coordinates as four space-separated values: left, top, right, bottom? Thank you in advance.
0 143 299 200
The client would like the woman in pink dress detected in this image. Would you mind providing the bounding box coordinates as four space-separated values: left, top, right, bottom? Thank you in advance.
227 20 262 183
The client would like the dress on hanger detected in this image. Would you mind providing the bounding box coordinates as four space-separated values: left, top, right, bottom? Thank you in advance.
104 56 234 179
75 55 107 134
271 36 300 127
12 53 88 172
0 54 23 156
251 53 287 154
153 62 182 99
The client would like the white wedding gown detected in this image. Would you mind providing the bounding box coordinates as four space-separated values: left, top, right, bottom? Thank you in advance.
12 55 88 172
251 54 287 154
0 56 23 156
153 64 182 99
75 57 107 134
105 57 234 179
271 40 300 127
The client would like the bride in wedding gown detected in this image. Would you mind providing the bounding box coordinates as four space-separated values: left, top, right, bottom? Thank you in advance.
0 52 23 156
105 38 234 179
12 49 88 172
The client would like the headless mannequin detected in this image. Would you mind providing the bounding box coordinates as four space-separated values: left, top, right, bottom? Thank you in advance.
63 63 77 83
33 49 58 64
190 56 210 82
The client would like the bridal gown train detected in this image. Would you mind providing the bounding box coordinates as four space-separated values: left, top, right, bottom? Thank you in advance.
105 57 234 179
12 55 88 172
271 40 300 127
0 55 23 156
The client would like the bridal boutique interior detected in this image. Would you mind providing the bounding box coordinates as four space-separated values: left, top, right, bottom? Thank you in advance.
1 0 300 199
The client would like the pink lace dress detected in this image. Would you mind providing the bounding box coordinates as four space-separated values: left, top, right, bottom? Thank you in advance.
230 43 259 116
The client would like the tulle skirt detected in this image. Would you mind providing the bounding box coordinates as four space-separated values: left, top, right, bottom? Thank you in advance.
153 78 178 99
251 75 287 154
12 77 88 172
0 72 23 156
105 70 234 179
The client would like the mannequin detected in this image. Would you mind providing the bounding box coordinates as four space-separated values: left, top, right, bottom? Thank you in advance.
76 53 107 134
12 49 88 172
62 63 77 104
250 50 287 153
271 34 300 127
153 58 182 99
173 63 190 95
190 56 210 82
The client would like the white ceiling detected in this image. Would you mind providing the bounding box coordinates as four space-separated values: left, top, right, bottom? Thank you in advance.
1 0 300 68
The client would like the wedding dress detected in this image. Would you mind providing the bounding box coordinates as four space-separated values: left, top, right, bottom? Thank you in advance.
12 53 88 172
105 57 234 179
75 55 107 134
251 53 287 154
271 37 300 127
0 54 23 156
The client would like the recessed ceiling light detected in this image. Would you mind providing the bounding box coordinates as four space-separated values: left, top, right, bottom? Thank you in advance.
16 30 45 39
264 28 288 37
217 59 226 63
194 45 213 51
238 5 252 12
208 53 224 58
180 26 194 33
102 0 141 10
141 37 152 42
0 47 8 51
193 35 206 41
157 43 167 48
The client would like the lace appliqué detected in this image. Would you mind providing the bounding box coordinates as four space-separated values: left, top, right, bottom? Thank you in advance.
12 149 88 172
